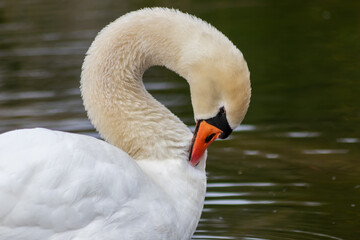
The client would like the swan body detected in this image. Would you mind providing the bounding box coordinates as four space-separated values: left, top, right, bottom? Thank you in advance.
0 128 204 239
0 7 250 240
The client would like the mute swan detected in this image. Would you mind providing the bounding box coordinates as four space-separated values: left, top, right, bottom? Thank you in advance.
0 7 250 240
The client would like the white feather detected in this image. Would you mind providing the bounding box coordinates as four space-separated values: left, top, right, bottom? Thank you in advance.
0 128 205 239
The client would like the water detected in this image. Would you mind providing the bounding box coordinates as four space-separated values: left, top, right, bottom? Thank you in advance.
1 0 359 239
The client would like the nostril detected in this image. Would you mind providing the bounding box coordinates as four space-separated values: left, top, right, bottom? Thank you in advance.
205 133 216 143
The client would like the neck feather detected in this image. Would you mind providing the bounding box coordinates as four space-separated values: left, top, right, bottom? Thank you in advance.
81 9 196 161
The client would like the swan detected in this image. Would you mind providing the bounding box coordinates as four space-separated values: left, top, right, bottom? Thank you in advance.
0 7 251 240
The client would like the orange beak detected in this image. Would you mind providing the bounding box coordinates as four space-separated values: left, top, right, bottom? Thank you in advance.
189 120 223 166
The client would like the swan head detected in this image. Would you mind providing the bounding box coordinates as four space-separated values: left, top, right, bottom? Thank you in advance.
185 37 251 166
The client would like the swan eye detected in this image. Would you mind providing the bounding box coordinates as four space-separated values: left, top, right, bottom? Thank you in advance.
205 133 216 143
219 106 226 115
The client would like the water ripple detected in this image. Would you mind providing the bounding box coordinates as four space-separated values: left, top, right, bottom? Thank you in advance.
144 82 184 90
207 182 309 188
204 199 322 206
242 238 268 240
337 138 360 143
284 132 321 138
303 149 348 154
0 46 86 57
206 192 248 197
193 235 236 239
268 228 343 240
0 91 54 101
234 124 257 132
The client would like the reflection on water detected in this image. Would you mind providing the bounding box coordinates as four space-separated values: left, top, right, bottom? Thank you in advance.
0 0 360 239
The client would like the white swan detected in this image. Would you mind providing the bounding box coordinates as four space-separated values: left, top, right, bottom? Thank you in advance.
0 8 250 240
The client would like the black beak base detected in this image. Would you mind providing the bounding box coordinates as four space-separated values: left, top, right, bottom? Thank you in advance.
204 107 232 139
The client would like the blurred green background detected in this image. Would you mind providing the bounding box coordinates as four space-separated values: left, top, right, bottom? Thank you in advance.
0 0 359 239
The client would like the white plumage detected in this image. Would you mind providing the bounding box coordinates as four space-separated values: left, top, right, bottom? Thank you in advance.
0 7 250 240
0 128 205 239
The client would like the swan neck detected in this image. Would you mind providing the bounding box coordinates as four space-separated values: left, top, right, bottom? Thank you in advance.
81 11 193 161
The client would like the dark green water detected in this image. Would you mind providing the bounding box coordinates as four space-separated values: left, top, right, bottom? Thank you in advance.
1 0 359 239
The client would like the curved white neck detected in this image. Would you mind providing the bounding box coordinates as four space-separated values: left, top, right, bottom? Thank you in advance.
81 10 196 161
81 7 249 163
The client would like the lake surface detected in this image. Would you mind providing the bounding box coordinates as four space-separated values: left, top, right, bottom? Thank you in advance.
1 0 359 239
